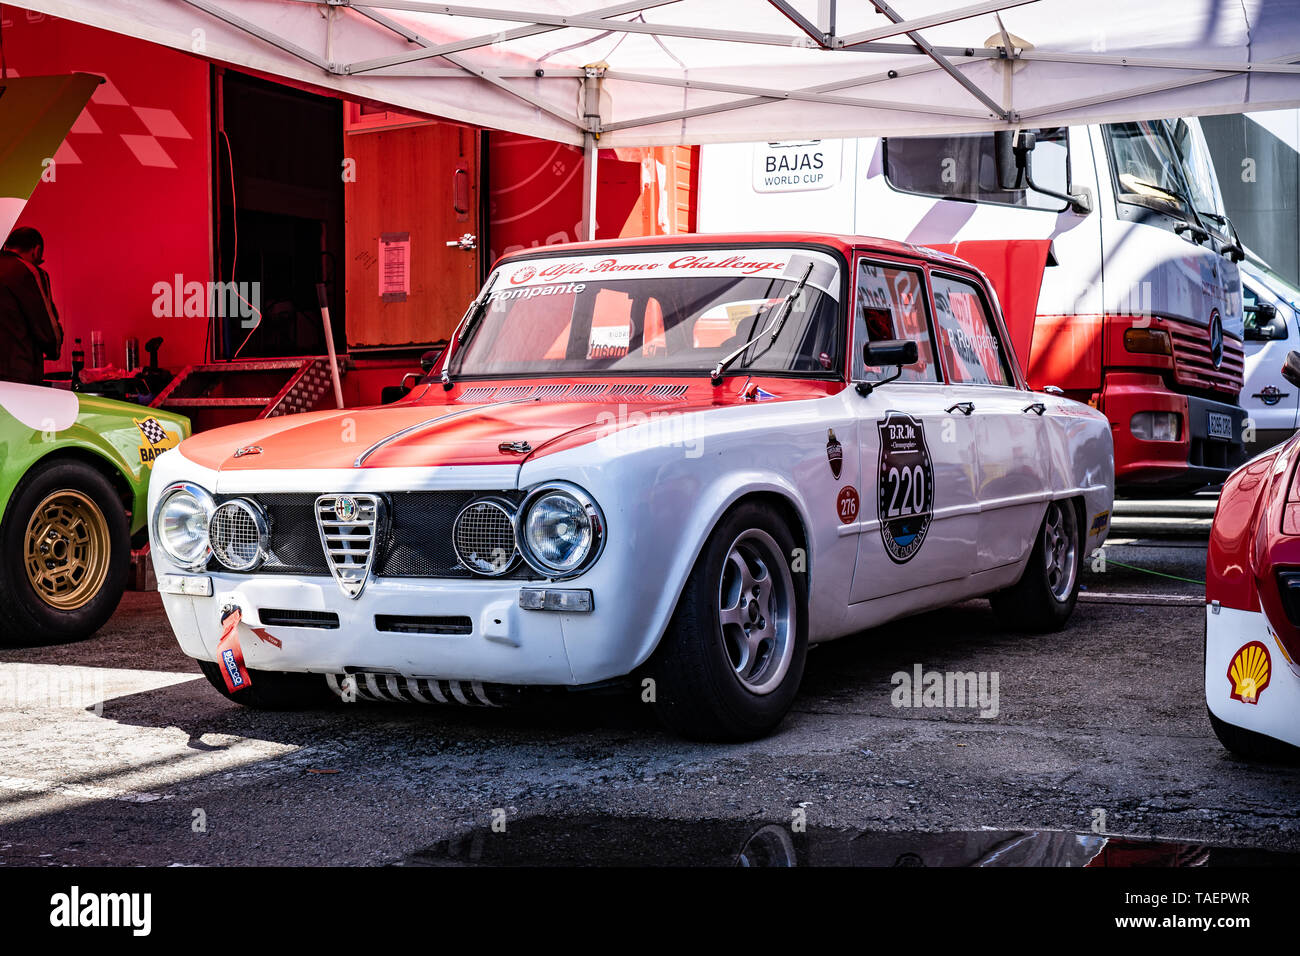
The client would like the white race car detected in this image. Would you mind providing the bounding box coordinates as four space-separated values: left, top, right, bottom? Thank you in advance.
149 233 1114 740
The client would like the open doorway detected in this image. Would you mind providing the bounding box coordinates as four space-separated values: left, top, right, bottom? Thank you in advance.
212 70 344 360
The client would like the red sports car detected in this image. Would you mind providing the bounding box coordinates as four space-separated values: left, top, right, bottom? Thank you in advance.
1207 351 1300 759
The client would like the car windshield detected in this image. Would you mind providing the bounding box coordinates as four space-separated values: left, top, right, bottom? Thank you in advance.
448 248 843 378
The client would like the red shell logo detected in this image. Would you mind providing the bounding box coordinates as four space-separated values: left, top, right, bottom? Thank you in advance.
836 486 860 525
1228 641 1271 704
510 265 536 284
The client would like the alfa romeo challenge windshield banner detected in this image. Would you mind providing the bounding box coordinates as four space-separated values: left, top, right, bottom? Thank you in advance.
490 248 842 300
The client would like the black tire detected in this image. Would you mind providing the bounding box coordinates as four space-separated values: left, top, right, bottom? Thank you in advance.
0 459 130 645
990 498 1082 633
197 659 337 710
649 502 807 741
1208 707 1300 763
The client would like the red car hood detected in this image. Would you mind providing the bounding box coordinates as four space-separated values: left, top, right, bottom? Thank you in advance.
177 391 738 472
177 379 842 473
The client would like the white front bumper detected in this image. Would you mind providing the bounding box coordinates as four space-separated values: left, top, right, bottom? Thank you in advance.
160 572 581 685
1205 603 1300 749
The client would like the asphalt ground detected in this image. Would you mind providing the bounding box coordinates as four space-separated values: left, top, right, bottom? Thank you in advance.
2 520 1297 867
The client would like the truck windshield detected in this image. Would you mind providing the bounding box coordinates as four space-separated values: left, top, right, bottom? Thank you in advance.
1165 118 1233 242
448 248 843 378
1105 119 1227 238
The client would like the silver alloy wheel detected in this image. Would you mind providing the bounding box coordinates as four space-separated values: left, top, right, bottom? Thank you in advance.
1043 500 1079 602
717 528 795 695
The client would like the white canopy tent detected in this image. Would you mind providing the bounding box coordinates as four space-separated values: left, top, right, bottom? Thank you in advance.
12 0 1300 235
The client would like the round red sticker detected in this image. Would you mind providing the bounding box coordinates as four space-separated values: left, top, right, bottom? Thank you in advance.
837 486 860 524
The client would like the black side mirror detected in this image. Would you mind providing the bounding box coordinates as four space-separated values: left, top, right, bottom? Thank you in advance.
420 348 440 373
1245 303 1284 341
993 129 1091 213
1284 351 1300 389
994 129 1033 191
864 339 919 367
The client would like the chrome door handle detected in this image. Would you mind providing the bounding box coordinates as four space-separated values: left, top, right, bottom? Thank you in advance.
445 233 477 250
945 402 975 416
1022 402 1046 415
1042 385 1064 395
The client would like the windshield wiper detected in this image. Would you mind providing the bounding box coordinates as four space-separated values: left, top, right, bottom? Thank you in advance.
709 262 815 386
441 271 499 389
1197 210 1246 261
1121 174 1212 242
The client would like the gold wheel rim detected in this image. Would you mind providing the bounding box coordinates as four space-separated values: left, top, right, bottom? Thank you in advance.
23 490 111 611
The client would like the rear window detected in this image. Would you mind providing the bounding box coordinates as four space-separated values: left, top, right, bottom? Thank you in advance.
930 274 1013 386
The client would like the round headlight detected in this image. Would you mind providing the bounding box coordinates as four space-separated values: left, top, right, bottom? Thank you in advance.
518 483 605 577
154 482 214 570
453 498 519 576
209 498 269 571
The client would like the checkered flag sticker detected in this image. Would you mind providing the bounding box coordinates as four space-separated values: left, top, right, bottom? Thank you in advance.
136 417 170 445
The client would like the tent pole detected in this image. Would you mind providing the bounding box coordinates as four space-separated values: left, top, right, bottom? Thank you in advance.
580 65 605 242
581 131 598 242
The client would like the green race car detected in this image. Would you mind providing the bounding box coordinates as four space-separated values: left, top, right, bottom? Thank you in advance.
0 381 189 643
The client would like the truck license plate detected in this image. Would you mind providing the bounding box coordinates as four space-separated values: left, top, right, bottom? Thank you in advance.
1207 411 1233 442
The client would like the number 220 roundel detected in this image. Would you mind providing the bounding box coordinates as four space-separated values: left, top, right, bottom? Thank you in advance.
877 411 935 564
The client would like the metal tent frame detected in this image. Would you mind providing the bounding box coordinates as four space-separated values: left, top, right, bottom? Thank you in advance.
16 0 1300 234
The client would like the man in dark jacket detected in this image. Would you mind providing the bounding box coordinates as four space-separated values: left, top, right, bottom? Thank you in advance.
0 226 63 385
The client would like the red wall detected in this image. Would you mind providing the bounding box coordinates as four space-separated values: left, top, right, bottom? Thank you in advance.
3 10 211 374
487 135 698 265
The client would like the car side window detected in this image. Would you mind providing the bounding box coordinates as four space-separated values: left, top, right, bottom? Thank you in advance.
854 260 940 383
930 273 1013 387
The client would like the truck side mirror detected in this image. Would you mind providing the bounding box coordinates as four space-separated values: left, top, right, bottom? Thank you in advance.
1283 351 1300 389
993 129 1025 191
863 339 919 367
420 348 441 373
993 129 1092 213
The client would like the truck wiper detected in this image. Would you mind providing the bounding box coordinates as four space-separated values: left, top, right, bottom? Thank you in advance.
709 262 814 386
1122 173 1217 244
441 271 500 389
1197 210 1247 262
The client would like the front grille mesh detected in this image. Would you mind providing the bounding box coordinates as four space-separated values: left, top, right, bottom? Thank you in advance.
210 491 536 579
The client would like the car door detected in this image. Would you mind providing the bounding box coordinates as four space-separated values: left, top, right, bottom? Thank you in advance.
929 270 1050 572
848 256 979 604
1240 272 1300 453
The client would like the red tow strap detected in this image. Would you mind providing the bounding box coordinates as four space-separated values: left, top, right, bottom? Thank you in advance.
217 606 252 693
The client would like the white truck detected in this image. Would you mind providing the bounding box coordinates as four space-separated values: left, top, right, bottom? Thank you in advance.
700 119 1247 492
1239 259 1300 450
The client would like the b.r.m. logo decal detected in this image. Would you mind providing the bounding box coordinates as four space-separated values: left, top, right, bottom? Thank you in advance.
877 411 934 564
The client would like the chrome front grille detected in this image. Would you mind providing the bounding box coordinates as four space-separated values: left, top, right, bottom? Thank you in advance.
315 493 385 598
1170 324 1244 396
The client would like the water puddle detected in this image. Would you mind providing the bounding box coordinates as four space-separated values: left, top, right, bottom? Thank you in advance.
401 815 1300 867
